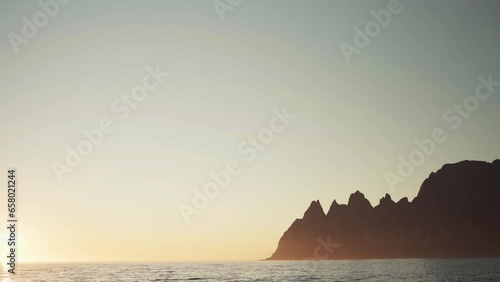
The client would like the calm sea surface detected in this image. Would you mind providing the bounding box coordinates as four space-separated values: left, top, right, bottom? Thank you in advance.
2 257 499 281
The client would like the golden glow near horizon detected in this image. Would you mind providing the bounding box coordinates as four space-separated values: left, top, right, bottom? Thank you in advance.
1 0 500 263
0 233 12 280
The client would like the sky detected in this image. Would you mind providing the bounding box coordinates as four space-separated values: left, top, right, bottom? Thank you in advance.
0 0 499 262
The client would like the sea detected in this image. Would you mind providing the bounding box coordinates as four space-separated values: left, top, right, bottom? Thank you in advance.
2 257 499 281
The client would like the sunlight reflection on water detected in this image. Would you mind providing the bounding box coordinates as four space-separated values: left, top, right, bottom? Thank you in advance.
2 258 500 281
0 263 11 282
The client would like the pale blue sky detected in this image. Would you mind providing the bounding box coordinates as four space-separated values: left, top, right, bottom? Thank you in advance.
0 0 499 262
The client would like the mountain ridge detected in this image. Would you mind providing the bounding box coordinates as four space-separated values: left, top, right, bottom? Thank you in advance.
267 159 500 260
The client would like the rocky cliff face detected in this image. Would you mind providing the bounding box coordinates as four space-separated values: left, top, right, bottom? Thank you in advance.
267 160 500 260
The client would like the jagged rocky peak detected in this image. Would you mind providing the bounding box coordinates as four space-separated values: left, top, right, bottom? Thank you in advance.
347 190 372 209
303 200 325 221
330 199 340 209
379 193 395 206
397 197 409 205
326 199 342 217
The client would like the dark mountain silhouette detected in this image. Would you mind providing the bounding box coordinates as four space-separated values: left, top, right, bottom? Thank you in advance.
267 160 500 260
